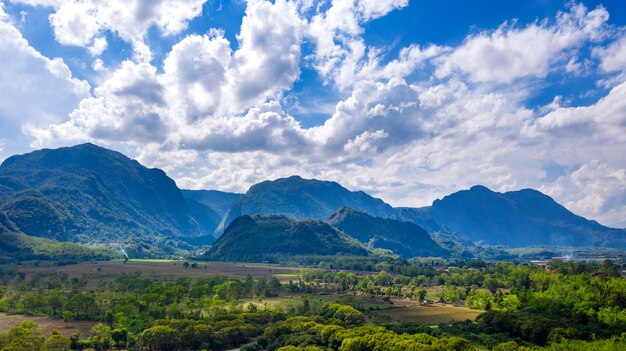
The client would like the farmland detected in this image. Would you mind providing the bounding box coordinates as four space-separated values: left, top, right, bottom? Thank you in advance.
15 260 304 282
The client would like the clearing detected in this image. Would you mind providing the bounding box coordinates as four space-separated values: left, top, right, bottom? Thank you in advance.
0 312 95 337
17 260 305 282
373 302 483 325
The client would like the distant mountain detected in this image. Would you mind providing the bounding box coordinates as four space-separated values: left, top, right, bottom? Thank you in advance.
216 176 396 235
394 207 445 233
427 185 626 248
182 189 242 217
205 214 369 262
0 143 217 253
327 207 449 258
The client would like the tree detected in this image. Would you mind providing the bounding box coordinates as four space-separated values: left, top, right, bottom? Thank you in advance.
44 331 71 351
416 287 427 304
138 325 180 351
112 328 129 348
89 323 113 351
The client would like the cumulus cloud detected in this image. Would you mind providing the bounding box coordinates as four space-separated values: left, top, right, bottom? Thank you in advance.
0 3 89 153
306 0 410 89
11 0 207 60
541 161 626 228
435 3 609 84
6 0 626 228
595 31 626 73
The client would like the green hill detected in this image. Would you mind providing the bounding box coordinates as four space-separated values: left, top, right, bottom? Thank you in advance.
0 143 217 254
205 214 369 262
327 207 449 258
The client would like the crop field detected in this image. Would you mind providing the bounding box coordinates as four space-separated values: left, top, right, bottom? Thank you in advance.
16 260 305 282
372 303 483 324
0 312 95 337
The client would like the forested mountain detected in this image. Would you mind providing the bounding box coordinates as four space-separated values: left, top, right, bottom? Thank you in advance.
427 185 626 248
0 143 217 253
215 176 396 234
205 214 369 262
182 189 242 217
327 207 449 258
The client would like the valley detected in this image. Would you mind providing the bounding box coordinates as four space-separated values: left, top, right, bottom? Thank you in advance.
1 144 625 350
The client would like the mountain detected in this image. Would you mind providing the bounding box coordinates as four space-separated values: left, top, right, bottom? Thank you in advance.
205 214 369 262
182 189 242 217
427 185 626 248
0 143 217 253
216 176 396 234
327 207 449 258
0 209 120 263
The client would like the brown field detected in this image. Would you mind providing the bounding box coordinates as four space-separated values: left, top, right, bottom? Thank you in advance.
16 260 304 282
373 303 483 325
0 312 95 337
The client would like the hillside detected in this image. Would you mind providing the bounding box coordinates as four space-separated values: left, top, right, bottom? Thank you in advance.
216 176 395 234
428 185 626 248
0 216 121 263
205 214 369 262
182 189 242 217
0 143 217 253
327 207 449 258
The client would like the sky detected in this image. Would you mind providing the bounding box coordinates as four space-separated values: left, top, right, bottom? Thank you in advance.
1 0 626 228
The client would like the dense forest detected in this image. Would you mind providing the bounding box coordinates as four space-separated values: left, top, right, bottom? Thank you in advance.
0 258 625 350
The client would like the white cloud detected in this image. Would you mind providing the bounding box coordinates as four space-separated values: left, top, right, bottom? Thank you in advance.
306 0 410 89
524 81 626 143
540 161 626 228
11 0 207 61
0 3 89 154
435 3 609 84
595 31 626 73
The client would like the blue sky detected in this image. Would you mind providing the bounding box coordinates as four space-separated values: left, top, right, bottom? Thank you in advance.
1 0 626 227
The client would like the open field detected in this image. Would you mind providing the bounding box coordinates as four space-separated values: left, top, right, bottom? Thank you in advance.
373 303 483 324
0 312 95 337
16 260 305 282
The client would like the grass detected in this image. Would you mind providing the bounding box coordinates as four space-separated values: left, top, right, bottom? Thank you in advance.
0 312 95 337
127 258 178 263
16 260 304 283
373 303 483 325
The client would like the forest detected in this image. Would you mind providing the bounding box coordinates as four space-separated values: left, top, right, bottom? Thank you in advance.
0 258 625 350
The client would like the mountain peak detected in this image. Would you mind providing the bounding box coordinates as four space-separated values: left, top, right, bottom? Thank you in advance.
216 176 395 235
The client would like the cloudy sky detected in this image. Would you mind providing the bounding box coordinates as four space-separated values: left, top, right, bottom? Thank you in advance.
1 0 626 227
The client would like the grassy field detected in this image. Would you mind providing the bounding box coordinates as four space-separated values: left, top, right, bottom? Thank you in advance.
0 312 95 337
17 260 305 282
373 303 483 324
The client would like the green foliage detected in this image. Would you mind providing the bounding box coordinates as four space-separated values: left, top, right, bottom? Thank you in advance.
205 215 370 262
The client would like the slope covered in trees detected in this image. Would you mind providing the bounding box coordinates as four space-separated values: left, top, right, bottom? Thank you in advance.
205 214 369 262
0 143 219 254
327 207 449 258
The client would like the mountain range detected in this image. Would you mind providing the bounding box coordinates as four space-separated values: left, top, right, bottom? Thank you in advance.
0 143 624 262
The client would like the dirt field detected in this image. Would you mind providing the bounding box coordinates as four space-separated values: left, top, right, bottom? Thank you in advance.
16 260 304 282
373 303 483 324
0 312 95 337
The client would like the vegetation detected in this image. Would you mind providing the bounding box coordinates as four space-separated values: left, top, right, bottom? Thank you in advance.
205 215 369 262
0 258 624 350
0 231 122 264
0 143 222 255
328 207 449 258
